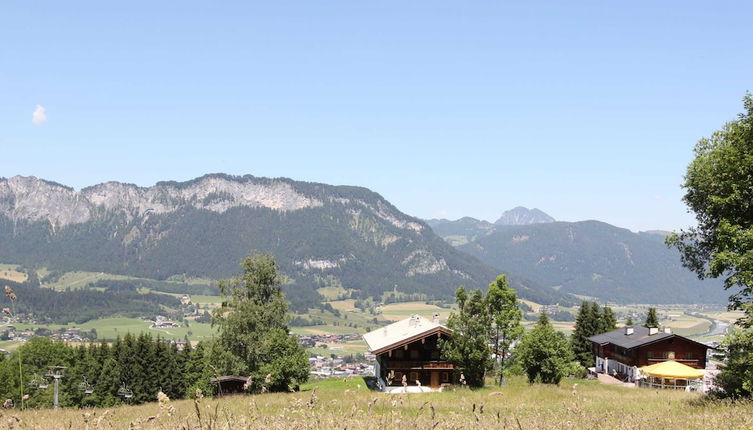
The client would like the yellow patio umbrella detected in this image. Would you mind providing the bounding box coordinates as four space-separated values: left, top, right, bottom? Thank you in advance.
640 360 704 379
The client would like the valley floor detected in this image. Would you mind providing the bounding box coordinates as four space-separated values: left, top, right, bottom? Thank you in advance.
5 377 752 430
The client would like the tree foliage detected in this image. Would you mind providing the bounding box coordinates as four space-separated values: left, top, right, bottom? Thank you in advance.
485 275 523 385
0 335 193 408
212 254 308 392
644 307 659 328
440 287 493 388
712 328 753 398
516 313 574 384
666 93 753 327
571 301 616 367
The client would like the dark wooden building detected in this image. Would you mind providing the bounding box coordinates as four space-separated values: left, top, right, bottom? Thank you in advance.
210 375 248 396
588 326 711 382
363 314 453 391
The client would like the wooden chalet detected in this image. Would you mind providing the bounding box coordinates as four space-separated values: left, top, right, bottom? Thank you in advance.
362 314 453 391
588 326 711 382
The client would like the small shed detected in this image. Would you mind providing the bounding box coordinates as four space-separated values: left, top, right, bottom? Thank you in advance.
210 375 249 396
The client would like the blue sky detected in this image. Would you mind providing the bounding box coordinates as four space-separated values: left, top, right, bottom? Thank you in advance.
1 1 751 231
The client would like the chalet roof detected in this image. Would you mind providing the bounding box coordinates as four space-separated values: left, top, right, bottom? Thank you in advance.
362 315 449 354
210 375 248 383
588 326 710 350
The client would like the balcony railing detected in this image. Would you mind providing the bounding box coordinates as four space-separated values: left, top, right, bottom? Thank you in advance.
385 361 454 370
647 358 700 365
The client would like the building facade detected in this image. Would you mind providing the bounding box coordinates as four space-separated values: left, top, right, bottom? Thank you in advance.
588 326 710 382
362 314 453 390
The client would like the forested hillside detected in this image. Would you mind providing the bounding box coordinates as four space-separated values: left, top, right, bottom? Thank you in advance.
0 278 181 324
0 175 572 306
456 220 730 304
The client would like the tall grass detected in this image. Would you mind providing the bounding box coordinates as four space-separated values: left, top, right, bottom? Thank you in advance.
5 377 752 429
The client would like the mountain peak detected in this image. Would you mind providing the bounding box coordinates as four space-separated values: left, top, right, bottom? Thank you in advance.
494 207 555 226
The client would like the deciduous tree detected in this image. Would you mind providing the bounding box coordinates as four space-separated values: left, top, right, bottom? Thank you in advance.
485 275 523 385
440 287 493 388
517 312 573 384
667 93 753 397
212 254 308 392
666 93 753 327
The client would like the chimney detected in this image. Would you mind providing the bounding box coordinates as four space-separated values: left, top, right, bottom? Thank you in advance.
648 327 659 336
625 326 634 336
432 313 440 325
663 327 672 334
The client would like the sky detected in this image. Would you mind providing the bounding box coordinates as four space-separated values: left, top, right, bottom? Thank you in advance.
1 1 751 232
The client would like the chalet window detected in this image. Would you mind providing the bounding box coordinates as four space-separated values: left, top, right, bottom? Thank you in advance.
441 372 449 383
662 351 675 359
685 352 694 359
410 349 420 359
393 371 403 382
409 372 419 382
647 351 654 359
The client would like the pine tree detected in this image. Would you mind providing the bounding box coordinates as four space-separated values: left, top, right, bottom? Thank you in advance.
601 306 617 331
591 302 606 334
571 301 598 367
95 356 122 407
183 341 214 397
644 307 660 328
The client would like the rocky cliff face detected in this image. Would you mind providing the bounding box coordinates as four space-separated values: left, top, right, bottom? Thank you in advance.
0 175 323 228
1 174 571 304
494 207 555 226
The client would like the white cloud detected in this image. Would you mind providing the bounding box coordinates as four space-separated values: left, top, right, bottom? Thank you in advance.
32 105 47 125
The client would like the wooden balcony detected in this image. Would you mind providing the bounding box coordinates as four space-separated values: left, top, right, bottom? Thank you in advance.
384 361 454 370
647 358 700 366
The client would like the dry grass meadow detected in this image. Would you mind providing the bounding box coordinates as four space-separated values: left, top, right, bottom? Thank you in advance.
3 377 752 430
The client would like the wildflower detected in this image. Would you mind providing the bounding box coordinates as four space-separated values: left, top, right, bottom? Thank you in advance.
157 391 170 404
21 395 29 401
194 388 204 399
2 308 9 316
4 286 16 301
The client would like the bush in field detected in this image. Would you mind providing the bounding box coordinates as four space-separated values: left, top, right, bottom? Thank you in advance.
516 312 573 384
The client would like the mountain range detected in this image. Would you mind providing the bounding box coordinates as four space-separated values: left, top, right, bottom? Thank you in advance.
427 212 729 304
1 175 730 307
0 175 569 308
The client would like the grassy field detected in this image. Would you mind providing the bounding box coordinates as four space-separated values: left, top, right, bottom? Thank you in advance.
39 270 143 291
12 317 217 342
0 263 27 283
378 301 453 322
0 339 20 351
8 377 753 429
